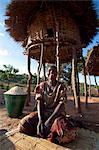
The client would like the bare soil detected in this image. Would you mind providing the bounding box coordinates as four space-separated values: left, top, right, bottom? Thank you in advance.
0 90 99 150
0 90 99 132
66 96 99 132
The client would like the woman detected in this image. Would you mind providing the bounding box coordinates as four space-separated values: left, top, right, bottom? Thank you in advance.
18 66 77 144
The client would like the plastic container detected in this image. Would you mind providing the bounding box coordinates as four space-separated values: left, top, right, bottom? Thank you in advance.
4 86 27 118
4 94 27 118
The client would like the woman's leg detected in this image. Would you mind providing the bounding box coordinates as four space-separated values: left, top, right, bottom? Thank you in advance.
18 111 38 136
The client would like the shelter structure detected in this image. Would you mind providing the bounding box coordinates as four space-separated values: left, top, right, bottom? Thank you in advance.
86 45 99 76
85 44 99 97
5 0 98 113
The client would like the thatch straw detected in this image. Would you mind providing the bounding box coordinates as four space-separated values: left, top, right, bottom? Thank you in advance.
5 0 98 63
85 44 99 76
5 0 98 46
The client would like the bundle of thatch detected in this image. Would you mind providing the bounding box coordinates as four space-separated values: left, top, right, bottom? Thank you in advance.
5 0 98 63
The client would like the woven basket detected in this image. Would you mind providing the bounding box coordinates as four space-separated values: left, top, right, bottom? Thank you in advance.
26 5 81 63
30 5 81 45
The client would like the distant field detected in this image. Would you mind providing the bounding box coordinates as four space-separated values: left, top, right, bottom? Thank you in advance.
0 81 36 92
0 81 98 96
0 81 26 90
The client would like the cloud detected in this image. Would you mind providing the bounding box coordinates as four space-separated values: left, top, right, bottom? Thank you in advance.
0 32 5 37
0 22 4 27
0 49 9 56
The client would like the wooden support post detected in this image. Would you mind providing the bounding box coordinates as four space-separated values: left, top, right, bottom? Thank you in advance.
37 30 44 85
88 72 91 99
82 57 88 108
72 49 81 113
37 62 40 85
26 49 32 106
56 30 60 81
76 66 81 112
94 76 99 96
43 63 46 81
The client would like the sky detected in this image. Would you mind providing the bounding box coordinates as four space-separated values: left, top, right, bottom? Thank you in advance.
0 0 99 85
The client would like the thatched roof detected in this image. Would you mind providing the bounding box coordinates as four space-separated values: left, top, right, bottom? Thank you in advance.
85 44 99 76
5 0 98 63
5 0 98 46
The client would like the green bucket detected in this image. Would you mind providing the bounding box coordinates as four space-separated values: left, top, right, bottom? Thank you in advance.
4 94 27 118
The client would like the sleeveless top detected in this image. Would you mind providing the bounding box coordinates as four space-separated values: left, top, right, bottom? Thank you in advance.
35 81 67 119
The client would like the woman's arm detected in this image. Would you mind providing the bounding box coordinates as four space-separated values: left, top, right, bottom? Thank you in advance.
37 98 44 136
35 84 45 136
44 101 64 133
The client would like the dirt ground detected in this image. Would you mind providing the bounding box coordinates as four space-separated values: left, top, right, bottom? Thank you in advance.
0 90 99 133
0 90 99 150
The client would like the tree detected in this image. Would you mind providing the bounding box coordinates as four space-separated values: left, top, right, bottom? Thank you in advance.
60 63 72 86
2 64 19 87
32 73 37 90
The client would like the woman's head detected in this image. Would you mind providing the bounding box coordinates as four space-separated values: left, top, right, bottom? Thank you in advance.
48 65 57 81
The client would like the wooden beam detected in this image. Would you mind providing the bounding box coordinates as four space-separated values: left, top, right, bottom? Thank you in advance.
94 76 99 96
26 49 32 106
37 30 44 85
82 57 88 108
88 72 91 99
76 64 81 112
72 48 81 113
56 30 60 80
43 63 46 81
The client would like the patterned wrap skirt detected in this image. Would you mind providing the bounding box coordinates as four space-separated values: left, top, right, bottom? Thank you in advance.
18 112 78 144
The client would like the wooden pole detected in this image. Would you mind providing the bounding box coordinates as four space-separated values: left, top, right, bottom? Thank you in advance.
82 57 88 108
94 75 99 96
43 63 46 81
26 49 32 106
37 61 40 85
88 72 91 99
56 30 60 81
72 49 77 107
37 30 44 85
76 65 81 112
72 48 81 113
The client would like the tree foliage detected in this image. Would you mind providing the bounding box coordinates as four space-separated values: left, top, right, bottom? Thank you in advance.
60 63 72 85
2 64 19 82
0 65 37 90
